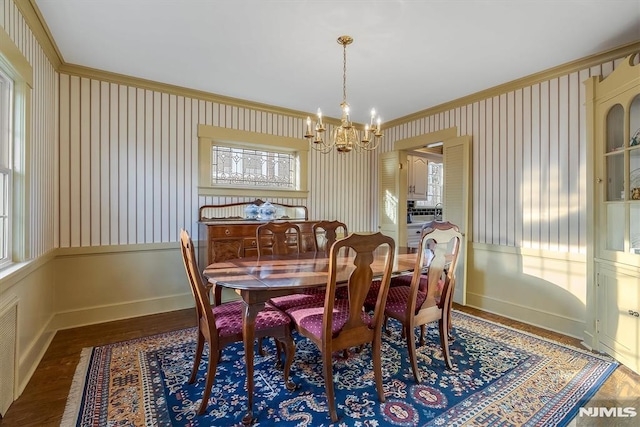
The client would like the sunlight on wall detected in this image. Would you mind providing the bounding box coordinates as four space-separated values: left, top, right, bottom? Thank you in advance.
521 254 586 305
384 190 398 225
520 167 586 254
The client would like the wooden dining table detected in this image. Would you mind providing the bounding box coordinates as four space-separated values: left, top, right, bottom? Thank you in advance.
202 248 417 424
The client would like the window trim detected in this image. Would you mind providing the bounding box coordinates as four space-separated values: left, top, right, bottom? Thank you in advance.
0 69 13 268
0 27 32 269
198 125 309 198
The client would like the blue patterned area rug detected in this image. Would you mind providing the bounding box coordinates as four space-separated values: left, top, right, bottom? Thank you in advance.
61 311 617 426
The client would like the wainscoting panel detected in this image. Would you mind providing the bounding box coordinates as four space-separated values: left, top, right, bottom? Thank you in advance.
0 298 17 416
467 243 587 338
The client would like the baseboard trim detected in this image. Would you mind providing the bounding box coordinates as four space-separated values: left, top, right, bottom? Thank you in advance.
466 292 585 339
50 293 195 331
17 316 55 396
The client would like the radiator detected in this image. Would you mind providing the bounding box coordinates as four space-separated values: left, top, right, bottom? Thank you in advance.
0 300 17 417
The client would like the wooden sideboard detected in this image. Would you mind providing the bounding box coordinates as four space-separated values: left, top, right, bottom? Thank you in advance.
197 200 318 266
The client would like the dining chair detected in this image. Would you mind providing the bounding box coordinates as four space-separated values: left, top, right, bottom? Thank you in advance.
256 221 301 256
285 232 396 422
381 221 462 382
312 220 348 255
179 229 296 415
266 221 328 312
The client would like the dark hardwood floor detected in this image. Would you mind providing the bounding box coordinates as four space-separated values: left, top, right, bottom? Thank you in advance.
0 305 638 426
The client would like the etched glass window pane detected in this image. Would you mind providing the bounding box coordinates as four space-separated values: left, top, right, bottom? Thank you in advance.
211 145 295 188
427 161 443 205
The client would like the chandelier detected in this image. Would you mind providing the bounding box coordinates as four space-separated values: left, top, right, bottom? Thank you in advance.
304 35 383 153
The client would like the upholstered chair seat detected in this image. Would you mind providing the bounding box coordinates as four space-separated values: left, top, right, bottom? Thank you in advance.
269 290 326 312
383 286 428 318
286 299 373 338
214 301 292 337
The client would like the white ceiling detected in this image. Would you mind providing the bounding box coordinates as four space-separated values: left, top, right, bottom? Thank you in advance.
35 0 640 124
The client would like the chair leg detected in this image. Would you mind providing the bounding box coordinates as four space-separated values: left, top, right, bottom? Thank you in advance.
257 337 266 356
439 319 453 370
275 339 283 369
372 333 386 403
277 333 297 391
322 350 338 422
198 343 219 415
419 324 426 347
383 315 390 335
406 324 422 383
189 332 205 384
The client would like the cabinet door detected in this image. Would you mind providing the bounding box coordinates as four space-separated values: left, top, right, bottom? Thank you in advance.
210 239 243 262
597 265 640 373
411 156 428 199
407 155 414 197
407 155 424 198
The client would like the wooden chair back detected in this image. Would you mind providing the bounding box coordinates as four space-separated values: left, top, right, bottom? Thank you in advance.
413 221 461 314
180 229 218 348
256 221 301 256
379 221 461 381
325 232 395 344
312 220 348 255
181 228 296 416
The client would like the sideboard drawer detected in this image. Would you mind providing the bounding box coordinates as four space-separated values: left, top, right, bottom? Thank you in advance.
244 238 258 249
209 225 258 238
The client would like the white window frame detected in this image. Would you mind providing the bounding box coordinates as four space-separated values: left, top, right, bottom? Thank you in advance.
0 68 13 268
0 26 32 272
198 125 309 198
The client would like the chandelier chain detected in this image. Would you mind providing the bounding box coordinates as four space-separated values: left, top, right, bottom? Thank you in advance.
342 42 347 103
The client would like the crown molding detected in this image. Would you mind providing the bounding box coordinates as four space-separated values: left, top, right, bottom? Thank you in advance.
57 61 347 125
384 40 640 129
14 0 63 68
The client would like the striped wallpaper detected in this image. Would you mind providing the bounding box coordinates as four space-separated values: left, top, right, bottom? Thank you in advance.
19 0 627 253
381 58 626 254
56 54 629 252
1 0 57 259
57 79 376 247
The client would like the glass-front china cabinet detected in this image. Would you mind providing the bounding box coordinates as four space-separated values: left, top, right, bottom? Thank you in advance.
586 52 640 374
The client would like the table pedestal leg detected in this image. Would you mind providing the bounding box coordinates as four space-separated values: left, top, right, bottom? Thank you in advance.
242 301 262 425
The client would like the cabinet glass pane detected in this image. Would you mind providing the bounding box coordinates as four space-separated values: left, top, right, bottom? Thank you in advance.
606 104 624 153
630 94 640 148
606 153 624 201
631 204 640 255
606 204 625 251
631 148 640 199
